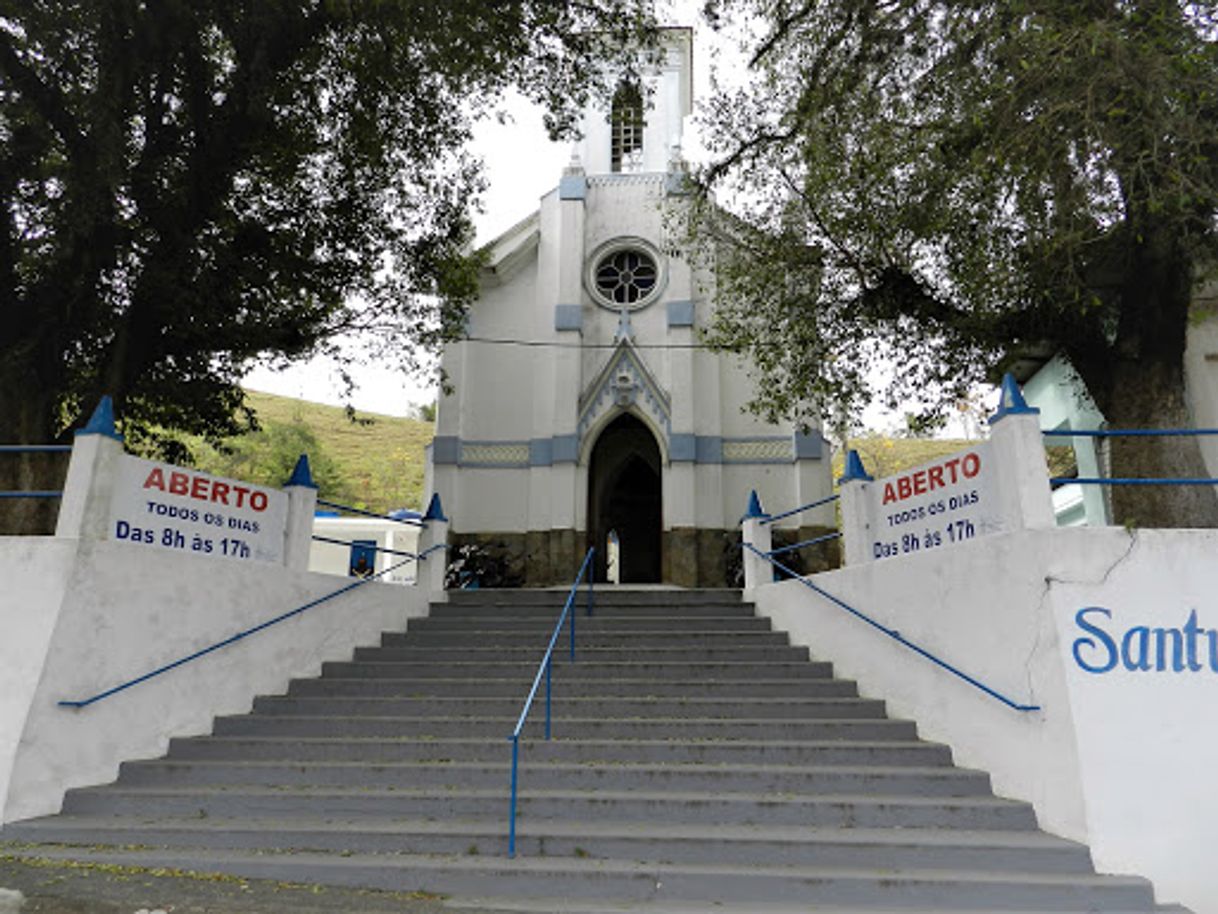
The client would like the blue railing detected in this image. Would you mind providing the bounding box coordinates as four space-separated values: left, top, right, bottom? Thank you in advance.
745 490 843 561
1043 428 1218 487
507 547 595 858
743 543 1039 712
761 491 840 526
0 444 72 499
316 498 424 526
58 555 416 709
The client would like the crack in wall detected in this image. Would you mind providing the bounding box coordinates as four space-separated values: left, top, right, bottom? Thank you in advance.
1026 531 1138 708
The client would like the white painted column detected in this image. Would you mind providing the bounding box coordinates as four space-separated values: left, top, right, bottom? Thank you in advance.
837 450 875 566
55 398 124 541
419 494 450 600
988 375 1056 530
282 455 319 572
741 491 773 596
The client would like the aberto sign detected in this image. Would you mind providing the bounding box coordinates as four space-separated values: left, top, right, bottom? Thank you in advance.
108 455 288 564
866 443 1004 562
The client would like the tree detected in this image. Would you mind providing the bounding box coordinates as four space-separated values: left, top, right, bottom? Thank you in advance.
0 0 655 531
689 0 1218 526
193 419 345 501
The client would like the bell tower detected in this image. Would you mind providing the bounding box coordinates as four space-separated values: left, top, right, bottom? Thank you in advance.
577 29 693 176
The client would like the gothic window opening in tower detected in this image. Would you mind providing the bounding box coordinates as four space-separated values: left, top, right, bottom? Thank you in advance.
609 81 645 173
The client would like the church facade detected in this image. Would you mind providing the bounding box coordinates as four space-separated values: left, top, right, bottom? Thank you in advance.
426 29 834 586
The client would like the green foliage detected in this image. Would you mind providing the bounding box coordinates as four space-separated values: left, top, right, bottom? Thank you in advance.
203 390 434 514
686 1 1218 428
0 0 657 459
192 420 346 499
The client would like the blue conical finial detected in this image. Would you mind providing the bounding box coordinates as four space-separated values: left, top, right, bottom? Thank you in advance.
741 489 768 522
744 489 766 518
988 372 1039 425
75 396 123 441
285 454 318 489
424 493 448 523
838 449 873 484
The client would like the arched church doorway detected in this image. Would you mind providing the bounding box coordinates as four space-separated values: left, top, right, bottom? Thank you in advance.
587 413 662 583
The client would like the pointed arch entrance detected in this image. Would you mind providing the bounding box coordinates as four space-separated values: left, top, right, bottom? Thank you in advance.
587 413 662 583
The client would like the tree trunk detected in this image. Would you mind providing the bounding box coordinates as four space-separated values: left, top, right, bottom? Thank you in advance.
0 391 70 535
1101 360 1218 528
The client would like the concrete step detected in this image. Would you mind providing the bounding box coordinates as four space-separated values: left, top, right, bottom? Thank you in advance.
286 676 861 699
59 785 1038 829
165 736 956 767
210 713 917 741
249 695 888 721
115 759 989 796
351 644 811 663
319 659 836 680
0 846 1154 910
430 604 753 620
3 818 1093 873
384 629 789 647
445 589 746 607
404 616 774 633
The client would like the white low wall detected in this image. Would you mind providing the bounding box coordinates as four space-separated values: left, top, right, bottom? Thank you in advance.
1 537 432 824
754 526 1218 914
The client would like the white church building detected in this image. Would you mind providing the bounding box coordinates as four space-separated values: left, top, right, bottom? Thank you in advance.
425 29 834 587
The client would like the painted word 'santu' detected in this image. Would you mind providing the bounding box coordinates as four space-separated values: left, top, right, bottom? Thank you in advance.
1073 607 1218 674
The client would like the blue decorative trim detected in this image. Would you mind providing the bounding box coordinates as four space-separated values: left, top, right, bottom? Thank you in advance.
989 372 1039 424
554 304 582 332
670 433 696 462
432 436 459 465
76 396 123 441
529 438 553 467
838 449 874 484
552 435 578 463
285 454 318 489
666 300 695 328
695 436 723 463
794 430 826 460
424 493 448 523
559 175 587 200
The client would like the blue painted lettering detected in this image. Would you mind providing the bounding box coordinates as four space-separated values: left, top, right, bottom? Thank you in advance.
1073 607 1117 674
1074 606 1216 674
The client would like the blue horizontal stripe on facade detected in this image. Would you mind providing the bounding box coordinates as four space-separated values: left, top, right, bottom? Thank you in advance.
433 431 828 466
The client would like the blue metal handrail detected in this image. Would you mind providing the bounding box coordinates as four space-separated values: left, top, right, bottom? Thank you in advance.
1 444 72 499
1052 477 1218 486
507 547 595 858
762 492 840 525
766 530 841 558
1044 427 1218 487
310 534 420 560
58 555 415 709
745 544 1039 712
1044 428 1218 438
316 498 424 526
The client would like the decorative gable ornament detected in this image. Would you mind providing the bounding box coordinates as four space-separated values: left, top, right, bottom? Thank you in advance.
578 340 671 452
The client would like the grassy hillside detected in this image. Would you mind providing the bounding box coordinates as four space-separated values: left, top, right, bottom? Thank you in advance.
193 390 435 515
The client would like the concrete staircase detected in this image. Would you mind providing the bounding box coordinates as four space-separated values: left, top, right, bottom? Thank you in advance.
1 588 1175 911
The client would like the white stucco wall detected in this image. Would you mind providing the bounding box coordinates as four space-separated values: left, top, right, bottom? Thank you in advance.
0 538 76 824
754 526 1218 913
1 538 431 824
